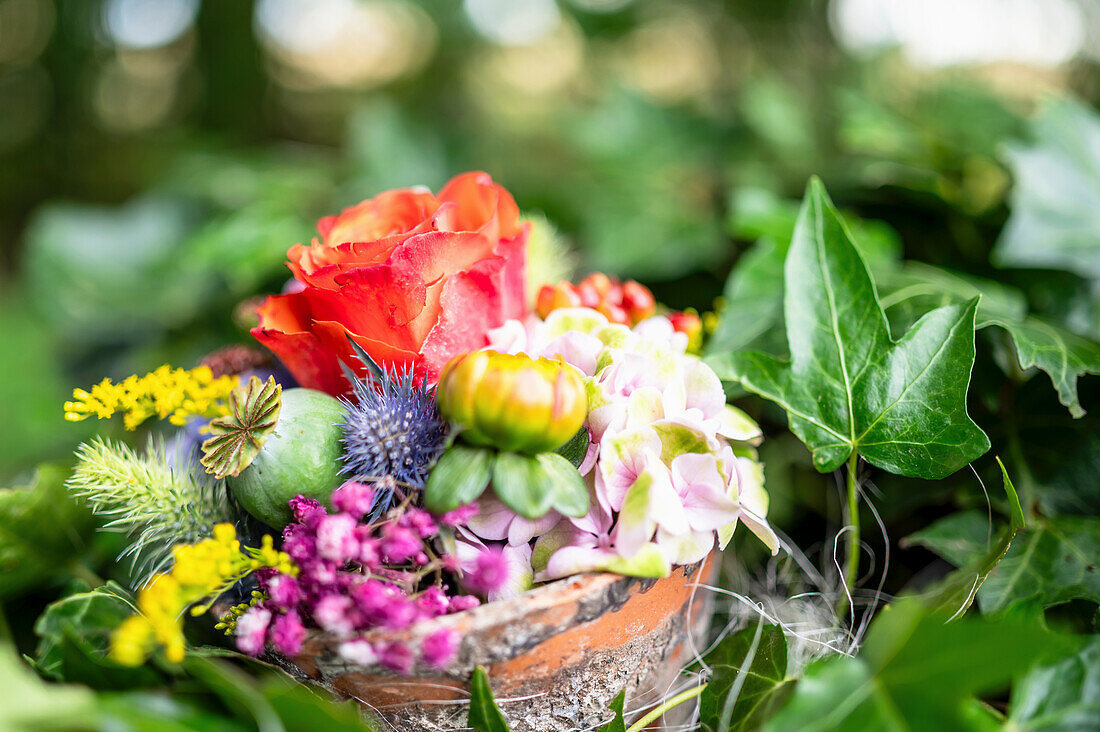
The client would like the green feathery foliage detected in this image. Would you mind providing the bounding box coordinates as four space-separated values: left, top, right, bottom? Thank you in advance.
66 437 234 582
523 214 576 308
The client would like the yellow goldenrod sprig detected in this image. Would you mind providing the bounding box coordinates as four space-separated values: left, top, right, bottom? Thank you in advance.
109 524 296 667
64 365 239 431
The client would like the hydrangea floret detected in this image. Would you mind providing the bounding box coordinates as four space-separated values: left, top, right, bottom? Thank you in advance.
478 307 778 580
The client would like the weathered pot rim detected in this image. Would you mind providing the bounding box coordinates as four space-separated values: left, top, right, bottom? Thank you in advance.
316 569 644 646
280 558 710 677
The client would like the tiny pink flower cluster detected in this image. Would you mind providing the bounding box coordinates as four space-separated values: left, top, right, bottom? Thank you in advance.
234 482 507 672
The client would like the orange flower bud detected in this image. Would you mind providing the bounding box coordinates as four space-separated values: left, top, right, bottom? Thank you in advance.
536 281 582 320
669 310 703 353
575 273 612 308
596 301 630 325
621 280 656 323
436 351 587 454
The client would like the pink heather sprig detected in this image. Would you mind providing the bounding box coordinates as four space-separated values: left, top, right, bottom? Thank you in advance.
234 482 487 672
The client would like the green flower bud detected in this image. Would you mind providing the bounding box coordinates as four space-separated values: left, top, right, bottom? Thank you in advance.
437 351 587 454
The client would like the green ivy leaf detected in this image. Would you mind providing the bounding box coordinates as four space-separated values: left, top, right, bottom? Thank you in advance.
982 316 1100 418
978 516 1100 614
709 189 902 358
97 692 254 732
1034 432 1100 517
0 464 96 600
765 655 905 732
905 459 1024 617
878 261 1028 331
995 98 1100 281
260 674 384 731
767 600 1069 731
0 645 99 732
851 255 1098 418
597 690 626 732
709 179 990 479
700 623 791 732
1009 635 1100 730
904 510 991 567
423 445 495 514
468 666 512 732
33 583 159 689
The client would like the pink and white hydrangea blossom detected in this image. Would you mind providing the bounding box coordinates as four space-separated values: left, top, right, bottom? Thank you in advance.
484 307 779 579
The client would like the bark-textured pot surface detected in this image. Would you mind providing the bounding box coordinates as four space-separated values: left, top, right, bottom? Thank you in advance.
275 553 716 731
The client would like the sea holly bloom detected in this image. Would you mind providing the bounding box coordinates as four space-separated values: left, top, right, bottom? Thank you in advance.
252 172 529 394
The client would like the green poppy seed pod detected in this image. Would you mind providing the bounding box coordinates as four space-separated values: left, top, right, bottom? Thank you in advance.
437 351 587 454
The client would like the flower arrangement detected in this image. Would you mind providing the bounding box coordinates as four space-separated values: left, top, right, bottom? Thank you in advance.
61 172 777 689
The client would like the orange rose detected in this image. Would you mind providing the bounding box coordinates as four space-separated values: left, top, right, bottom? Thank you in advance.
252 172 528 394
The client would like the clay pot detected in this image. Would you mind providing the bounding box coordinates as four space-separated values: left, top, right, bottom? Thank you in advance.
274 552 717 731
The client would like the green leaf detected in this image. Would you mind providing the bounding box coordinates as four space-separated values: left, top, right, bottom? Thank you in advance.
878 261 1028 330
707 236 790 357
0 464 96 600
491 452 588 520
905 510 991 568
1035 432 1100 517
537 452 589 517
260 674 384 731
492 452 555 519
468 666 512 732
981 316 1100 418
598 690 626 732
905 459 1024 617
768 600 1069 731
765 655 905 732
0 645 99 732
1009 635 1100 730
710 179 990 479
700 623 791 732
979 516 1100 614
182 656 284 732
23 195 206 342
555 426 590 468
995 98 1100 281
33 583 159 688
710 190 902 358
423 445 495 514
97 691 254 732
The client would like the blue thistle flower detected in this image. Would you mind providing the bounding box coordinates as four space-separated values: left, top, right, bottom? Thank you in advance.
339 360 448 520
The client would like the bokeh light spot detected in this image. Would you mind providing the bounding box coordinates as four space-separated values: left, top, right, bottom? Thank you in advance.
103 0 199 50
464 0 561 47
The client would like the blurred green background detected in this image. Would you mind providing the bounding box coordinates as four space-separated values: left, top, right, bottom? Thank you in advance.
2 0 1099 483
